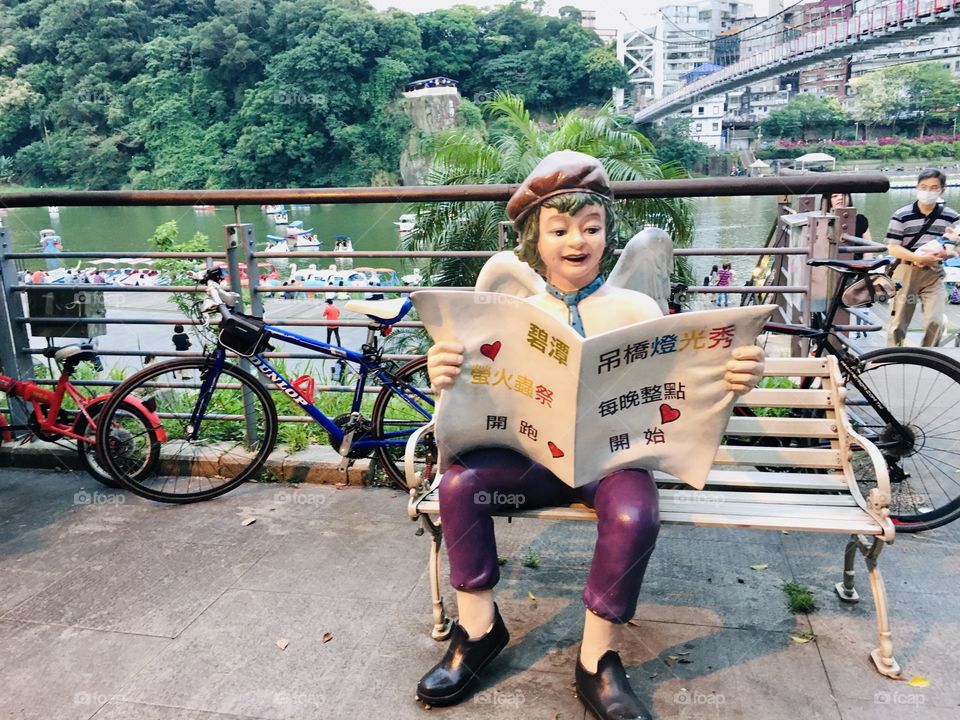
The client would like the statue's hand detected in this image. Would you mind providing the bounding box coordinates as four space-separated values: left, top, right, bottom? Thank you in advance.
725 345 765 395
427 341 465 392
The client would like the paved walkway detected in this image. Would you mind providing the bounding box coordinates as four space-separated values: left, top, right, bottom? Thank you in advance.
1 467 958 719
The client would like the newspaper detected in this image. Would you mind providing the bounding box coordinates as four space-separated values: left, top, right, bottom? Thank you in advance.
413 290 775 490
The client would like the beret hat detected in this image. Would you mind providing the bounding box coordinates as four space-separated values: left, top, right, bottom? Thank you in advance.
506 150 613 224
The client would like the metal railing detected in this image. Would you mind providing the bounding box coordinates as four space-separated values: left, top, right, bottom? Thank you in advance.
0 174 891 428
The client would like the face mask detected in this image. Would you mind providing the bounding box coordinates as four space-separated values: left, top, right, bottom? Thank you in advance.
918 189 941 204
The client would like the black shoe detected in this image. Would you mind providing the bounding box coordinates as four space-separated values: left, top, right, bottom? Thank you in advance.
416 604 509 707
575 650 653 720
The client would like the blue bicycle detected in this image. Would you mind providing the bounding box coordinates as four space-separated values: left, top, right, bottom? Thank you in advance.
94 268 435 503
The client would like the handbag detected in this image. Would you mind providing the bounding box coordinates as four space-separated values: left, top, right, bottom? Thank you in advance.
886 203 943 277
218 312 273 357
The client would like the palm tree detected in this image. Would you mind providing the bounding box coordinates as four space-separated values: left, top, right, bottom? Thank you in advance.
401 92 695 290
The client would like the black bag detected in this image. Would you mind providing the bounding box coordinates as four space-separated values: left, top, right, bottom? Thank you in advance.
886 203 943 277
218 313 272 357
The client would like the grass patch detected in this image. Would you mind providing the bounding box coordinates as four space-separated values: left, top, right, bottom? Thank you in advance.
782 580 817 614
522 549 540 569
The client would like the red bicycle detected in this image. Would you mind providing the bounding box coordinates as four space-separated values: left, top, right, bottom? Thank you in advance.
0 343 166 486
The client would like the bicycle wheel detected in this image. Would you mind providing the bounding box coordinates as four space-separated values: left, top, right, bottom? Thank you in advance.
95 358 278 503
370 356 435 490
75 400 161 488
845 347 960 532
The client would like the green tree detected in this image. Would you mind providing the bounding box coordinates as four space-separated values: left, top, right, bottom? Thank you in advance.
760 93 848 140
402 93 695 289
648 118 710 172
850 70 906 130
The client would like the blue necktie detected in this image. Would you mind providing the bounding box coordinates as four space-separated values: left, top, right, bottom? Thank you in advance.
545 275 605 337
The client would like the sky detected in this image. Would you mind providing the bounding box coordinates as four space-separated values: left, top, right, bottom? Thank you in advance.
366 0 781 32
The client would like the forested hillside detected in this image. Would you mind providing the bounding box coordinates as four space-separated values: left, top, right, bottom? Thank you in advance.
0 0 626 189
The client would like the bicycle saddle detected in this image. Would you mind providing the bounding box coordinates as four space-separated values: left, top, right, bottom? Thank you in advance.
344 297 412 324
807 257 890 272
42 343 96 362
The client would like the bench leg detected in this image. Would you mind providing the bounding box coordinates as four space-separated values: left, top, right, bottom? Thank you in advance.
422 515 453 641
834 535 900 678
834 535 860 602
863 537 901 679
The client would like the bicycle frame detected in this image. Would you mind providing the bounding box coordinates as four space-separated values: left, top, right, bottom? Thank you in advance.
762 269 913 443
0 371 96 444
191 322 433 453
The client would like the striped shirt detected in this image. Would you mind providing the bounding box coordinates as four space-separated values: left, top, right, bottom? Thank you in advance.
885 201 960 249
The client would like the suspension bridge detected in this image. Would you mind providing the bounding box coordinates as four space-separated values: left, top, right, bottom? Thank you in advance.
634 0 960 124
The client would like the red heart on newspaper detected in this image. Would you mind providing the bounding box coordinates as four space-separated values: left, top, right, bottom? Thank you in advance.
547 441 565 458
480 340 502 361
659 403 681 424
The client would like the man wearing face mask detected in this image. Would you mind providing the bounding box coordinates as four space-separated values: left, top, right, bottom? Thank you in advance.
885 169 958 346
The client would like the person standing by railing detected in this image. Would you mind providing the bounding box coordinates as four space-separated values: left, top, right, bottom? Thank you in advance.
885 169 958 347
715 263 732 307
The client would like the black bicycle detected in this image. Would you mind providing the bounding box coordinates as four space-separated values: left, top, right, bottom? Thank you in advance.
744 257 960 532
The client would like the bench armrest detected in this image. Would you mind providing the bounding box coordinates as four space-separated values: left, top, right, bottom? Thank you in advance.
834 385 895 543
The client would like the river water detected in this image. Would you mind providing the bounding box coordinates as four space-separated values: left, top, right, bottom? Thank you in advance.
0 187 929 280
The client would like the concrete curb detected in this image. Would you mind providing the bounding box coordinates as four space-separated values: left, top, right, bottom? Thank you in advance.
0 439 374 486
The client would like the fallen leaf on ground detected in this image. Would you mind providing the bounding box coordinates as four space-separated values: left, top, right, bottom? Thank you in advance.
276 638 289 650
241 517 256 526
790 631 817 644
907 676 930 688
322 632 333 643
676 651 690 656
627 619 642 627
649 672 659 679
750 564 769 571
527 591 537 602
668 655 679 661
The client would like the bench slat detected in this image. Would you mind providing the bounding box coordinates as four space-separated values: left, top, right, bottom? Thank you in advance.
674 469 849 491
735 388 833 409
714 445 842 468
724 416 838 438
659 512 881 534
412 499 881 534
659 489 857 507
760 357 832 376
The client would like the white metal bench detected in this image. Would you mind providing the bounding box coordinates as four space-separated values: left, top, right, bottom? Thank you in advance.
405 356 901 678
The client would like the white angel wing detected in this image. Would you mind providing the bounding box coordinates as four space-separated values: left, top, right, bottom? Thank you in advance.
607 227 674 314
475 251 545 297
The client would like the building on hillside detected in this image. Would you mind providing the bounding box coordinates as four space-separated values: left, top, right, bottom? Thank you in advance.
796 0 853 97
685 94 727 149
640 1 756 99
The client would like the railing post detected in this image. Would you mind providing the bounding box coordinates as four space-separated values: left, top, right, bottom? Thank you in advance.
809 213 833 314
237 224 264 317
224 224 260 449
0 228 33 429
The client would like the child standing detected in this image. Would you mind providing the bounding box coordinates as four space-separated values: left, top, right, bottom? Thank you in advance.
172 324 192 378
716 263 732 307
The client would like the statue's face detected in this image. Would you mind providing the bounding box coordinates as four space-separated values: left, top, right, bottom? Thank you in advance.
536 203 606 292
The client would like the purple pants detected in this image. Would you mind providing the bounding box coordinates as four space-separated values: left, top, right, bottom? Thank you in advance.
439 448 660 624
